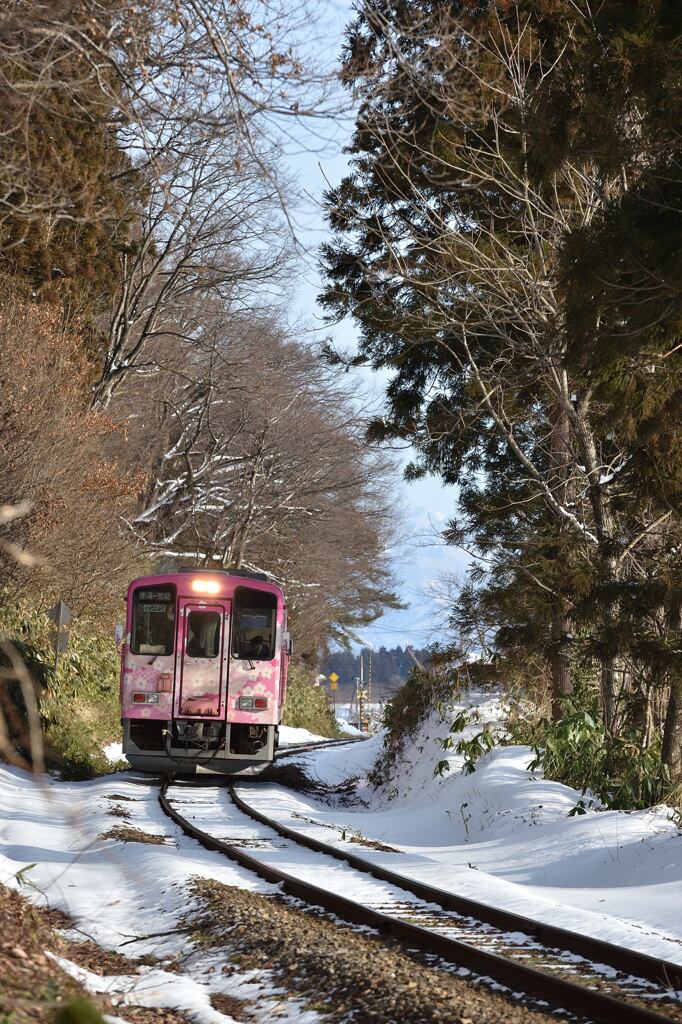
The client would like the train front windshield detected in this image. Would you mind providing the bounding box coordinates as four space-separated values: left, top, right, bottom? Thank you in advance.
232 588 276 660
131 586 176 655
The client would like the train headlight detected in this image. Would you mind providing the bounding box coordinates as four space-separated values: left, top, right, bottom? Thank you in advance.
191 578 221 595
238 696 267 710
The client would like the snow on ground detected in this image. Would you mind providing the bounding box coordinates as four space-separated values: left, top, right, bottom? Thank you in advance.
103 742 126 764
286 731 384 787
278 725 328 746
242 692 682 965
335 702 383 733
335 719 365 737
4 687 682 1018
50 955 233 1024
278 709 370 745
0 766 320 1023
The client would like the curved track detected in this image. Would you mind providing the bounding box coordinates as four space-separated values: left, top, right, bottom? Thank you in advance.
159 775 682 1024
231 780 682 989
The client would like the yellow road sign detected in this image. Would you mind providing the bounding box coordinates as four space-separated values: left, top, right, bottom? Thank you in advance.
330 681 338 691
328 672 339 684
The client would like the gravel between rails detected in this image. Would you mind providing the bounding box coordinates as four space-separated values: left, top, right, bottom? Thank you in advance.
190 875 564 1024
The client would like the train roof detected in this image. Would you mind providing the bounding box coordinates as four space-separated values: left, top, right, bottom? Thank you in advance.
126 569 285 600
177 567 268 582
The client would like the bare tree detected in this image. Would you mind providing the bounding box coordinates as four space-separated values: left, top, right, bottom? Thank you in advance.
117 313 401 659
0 292 145 619
0 0 343 253
92 124 293 407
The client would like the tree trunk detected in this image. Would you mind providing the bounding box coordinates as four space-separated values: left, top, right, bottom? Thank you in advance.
550 601 573 720
570 393 621 737
548 399 574 720
600 658 617 737
631 679 654 747
596 548 620 737
662 680 682 785
231 439 264 568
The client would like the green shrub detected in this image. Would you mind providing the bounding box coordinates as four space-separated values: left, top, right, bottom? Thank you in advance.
445 696 671 811
435 706 499 777
369 665 458 788
430 689 673 811
282 665 340 738
522 704 670 812
0 598 121 778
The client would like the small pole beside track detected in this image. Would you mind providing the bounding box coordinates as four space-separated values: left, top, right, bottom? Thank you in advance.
47 600 72 680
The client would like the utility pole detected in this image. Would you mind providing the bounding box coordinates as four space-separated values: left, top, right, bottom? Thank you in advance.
358 653 365 733
367 649 372 729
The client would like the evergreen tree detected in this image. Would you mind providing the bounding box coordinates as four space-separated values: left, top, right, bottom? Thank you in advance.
321 0 682 776
533 2 682 778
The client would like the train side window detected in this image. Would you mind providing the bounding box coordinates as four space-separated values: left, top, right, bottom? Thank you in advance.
131 586 176 655
186 610 221 658
232 588 277 661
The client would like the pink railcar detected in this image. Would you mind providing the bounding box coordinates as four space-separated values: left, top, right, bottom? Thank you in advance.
120 568 290 774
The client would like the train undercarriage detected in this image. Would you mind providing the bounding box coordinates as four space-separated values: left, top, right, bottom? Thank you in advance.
123 718 278 775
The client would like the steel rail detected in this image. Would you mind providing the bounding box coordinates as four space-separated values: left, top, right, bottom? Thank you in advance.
274 737 364 759
231 782 682 991
159 778 680 1024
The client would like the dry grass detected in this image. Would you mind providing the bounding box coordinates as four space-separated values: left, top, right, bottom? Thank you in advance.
106 805 131 818
210 992 253 1018
98 826 167 845
348 833 398 853
0 884 190 1024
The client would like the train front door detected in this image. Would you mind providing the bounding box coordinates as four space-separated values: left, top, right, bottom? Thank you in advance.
175 599 230 718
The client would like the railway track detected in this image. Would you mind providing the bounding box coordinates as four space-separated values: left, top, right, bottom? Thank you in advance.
159 775 682 1024
274 736 365 758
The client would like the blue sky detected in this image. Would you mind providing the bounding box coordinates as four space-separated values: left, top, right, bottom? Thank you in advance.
277 1 470 650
